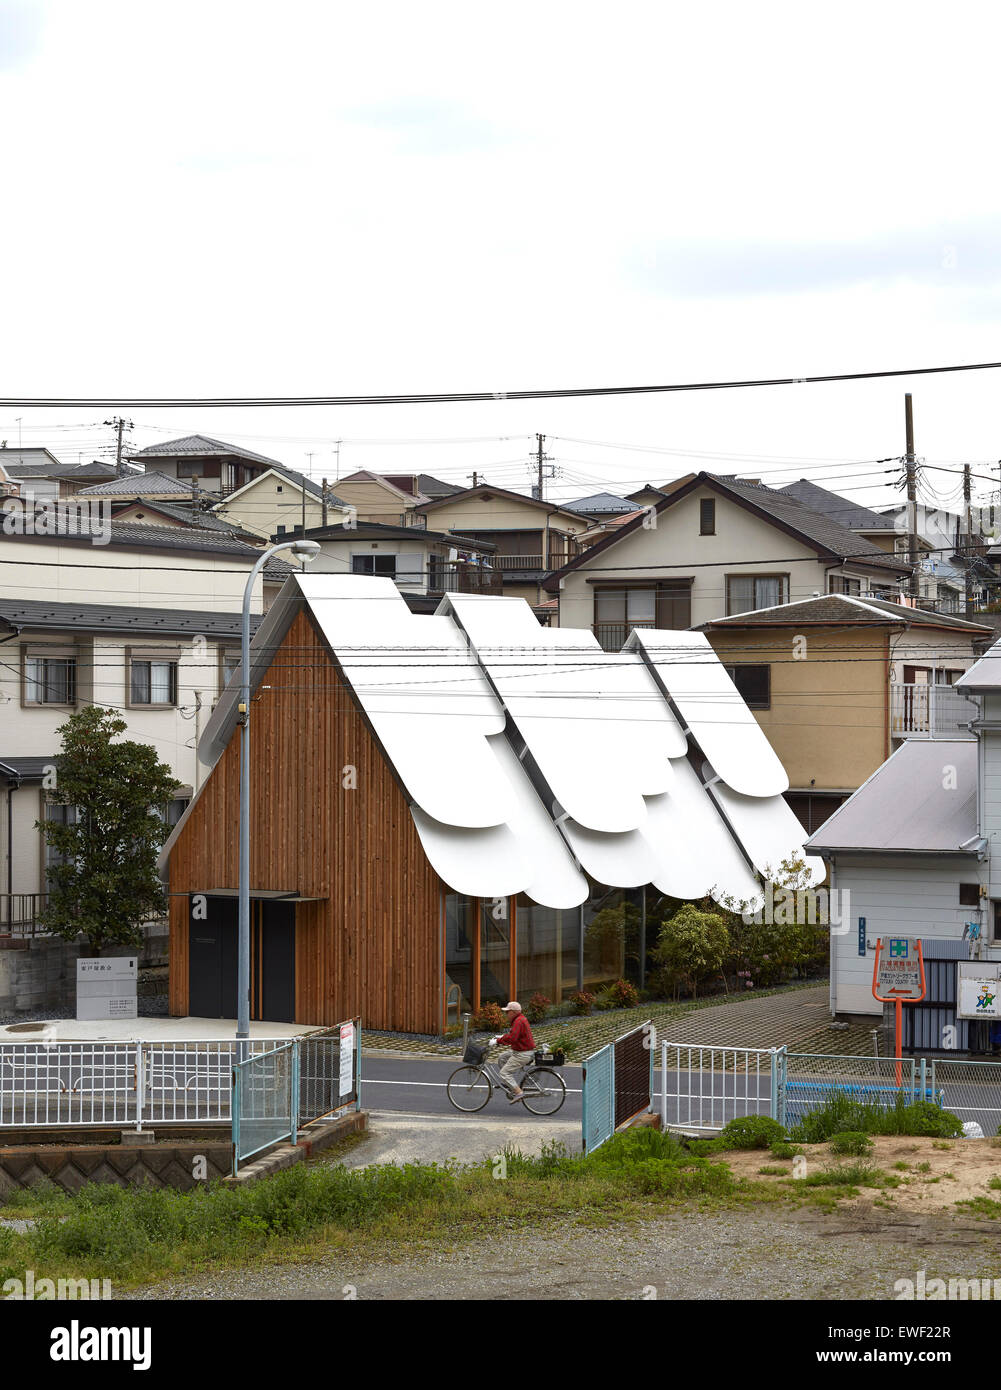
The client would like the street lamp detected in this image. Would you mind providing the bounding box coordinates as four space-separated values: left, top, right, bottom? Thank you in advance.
238 539 321 1041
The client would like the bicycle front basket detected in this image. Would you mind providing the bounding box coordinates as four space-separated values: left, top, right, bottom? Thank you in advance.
463 1042 486 1066
533 1049 553 1067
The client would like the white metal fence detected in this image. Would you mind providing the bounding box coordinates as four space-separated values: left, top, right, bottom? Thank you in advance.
659 1044 777 1132
1 1038 293 1131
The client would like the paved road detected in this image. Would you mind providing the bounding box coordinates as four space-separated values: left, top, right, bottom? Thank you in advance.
360 1052 582 1125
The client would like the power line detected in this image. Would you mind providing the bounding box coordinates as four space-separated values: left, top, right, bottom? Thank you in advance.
8 357 1001 408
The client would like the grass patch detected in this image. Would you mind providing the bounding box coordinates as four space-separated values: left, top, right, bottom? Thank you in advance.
757 1165 788 1176
0 1130 737 1290
790 1094 963 1143
828 1132 874 1157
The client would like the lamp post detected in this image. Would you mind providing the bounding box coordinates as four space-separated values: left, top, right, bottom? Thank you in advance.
238 539 320 1041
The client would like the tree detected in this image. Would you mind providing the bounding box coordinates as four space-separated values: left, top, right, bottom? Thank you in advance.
650 903 730 1000
36 707 180 954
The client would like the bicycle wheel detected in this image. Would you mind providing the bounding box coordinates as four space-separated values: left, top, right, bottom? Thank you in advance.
446 1065 492 1113
520 1067 566 1116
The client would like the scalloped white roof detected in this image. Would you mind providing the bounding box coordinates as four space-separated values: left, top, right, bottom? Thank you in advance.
181 576 817 909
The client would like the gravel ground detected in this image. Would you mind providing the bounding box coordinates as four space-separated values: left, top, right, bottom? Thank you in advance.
125 1204 1001 1301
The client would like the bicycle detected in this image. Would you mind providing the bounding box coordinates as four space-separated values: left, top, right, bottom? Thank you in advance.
446 1040 567 1116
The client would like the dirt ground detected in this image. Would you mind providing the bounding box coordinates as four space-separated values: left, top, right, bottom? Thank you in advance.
725 1134 1001 1212
124 1137 1001 1301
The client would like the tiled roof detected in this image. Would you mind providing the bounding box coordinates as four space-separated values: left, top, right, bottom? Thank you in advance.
0 520 294 573
707 476 908 569
112 497 250 534
79 471 196 497
775 479 898 532
564 492 639 515
0 598 258 638
131 434 284 468
701 593 992 632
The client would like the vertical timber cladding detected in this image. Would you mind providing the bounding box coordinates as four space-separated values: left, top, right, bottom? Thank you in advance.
168 606 441 1032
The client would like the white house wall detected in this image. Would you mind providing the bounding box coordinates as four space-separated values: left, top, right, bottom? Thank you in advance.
556 487 883 629
830 852 983 1015
0 536 266 612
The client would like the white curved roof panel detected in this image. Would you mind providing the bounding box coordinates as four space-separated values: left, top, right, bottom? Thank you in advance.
629 629 789 798
709 782 826 885
641 759 765 908
303 577 510 829
410 733 588 909
445 594 687 833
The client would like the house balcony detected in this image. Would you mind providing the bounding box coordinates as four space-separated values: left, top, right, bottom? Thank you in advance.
427 564 503 596
0 894 50 937
592 620 656 653
890 682 976 739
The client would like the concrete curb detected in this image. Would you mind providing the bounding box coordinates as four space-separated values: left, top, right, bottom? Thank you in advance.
225 1109 367 1185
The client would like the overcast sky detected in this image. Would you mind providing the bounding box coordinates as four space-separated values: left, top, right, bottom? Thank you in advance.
2 0 1001 513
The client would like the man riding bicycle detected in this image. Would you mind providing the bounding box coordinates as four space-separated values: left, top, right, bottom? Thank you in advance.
492 1001 535 1102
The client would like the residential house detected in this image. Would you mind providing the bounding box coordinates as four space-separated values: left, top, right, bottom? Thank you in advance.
700 595 992 832
809 631 1001 1048
160 575 819 1032
547 472 912 649
414 483 592 609
0 449 119 499
0 520 291 611
328 470 462 527
0 598 262 933
300 521 499 609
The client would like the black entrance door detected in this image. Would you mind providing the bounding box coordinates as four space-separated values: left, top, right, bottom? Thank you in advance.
188 895 296 1022
259 900 295 1023
188 896 238 1019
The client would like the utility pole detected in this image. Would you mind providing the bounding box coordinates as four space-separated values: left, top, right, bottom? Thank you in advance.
964 462 974 618
321 477 329 529
536 433 547 501
904 395 919 602
468 471 479 488
104 416 133 477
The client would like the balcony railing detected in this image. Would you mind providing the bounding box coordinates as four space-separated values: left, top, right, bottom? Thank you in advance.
493 554 545 571
427 564 503 596
592 620 656 653
0 895 169 939
890 682 976 739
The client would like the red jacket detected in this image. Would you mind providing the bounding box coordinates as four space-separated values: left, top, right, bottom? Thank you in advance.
497 1013 534 1052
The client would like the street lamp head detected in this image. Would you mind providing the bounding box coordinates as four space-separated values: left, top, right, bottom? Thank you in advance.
290 540 321 558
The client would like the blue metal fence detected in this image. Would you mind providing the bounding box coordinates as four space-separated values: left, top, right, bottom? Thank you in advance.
231 1020 363 1173
581 1044 615 1154
232 1042 298 1172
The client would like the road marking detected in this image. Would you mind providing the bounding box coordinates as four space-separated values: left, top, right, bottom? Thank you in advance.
362 1077 582 1095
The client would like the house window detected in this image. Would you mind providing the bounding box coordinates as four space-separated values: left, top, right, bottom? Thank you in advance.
960 883 980 907
352 554 397 577
24 654 76 706
829 574 862 596
725 574 789 616
700 498 715 535
220 647 241 691
725 664 771 709
177 460 221 479
130 658 178 707
43 802 77 893
592 585 692 650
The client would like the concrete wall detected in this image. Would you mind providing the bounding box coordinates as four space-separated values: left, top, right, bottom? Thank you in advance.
0 932 167 1017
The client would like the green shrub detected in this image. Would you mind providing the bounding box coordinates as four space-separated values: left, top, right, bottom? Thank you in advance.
718 1114 787 1150
568 990 595 1016
829 1131 874 1157
801 1161 883 1188
472 1001 507 1032
791 1093 964 1143
769 1141 801 1160
524 993 551 1024
608 978 639 1009
583 1127 687 1169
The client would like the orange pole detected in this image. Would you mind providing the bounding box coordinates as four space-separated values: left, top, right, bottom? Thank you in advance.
895 999 903 1088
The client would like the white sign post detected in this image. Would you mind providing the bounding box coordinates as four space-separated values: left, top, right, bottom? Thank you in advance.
76 957 138 1021
338 1020 355 1098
